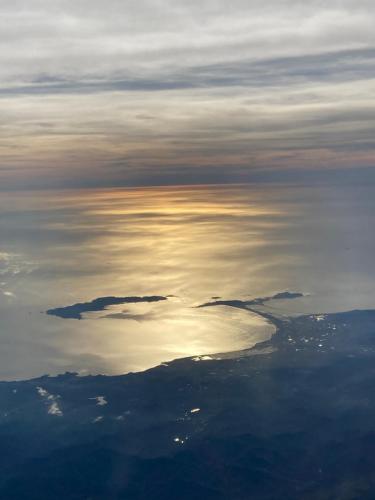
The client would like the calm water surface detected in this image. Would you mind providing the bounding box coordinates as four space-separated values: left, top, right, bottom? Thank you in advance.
0 184 374 380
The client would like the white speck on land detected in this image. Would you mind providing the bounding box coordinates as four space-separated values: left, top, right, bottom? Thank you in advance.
174 437 186 444
192 355 213 362
315 315 326 322
173 436 189 444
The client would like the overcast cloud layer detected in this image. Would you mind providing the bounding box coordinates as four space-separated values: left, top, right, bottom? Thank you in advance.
1 0 375 188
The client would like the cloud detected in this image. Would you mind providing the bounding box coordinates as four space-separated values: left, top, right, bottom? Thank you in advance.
1 0 374 84
1 0 374 188
36 386 63 416
89 396 108 406
1 48 374 97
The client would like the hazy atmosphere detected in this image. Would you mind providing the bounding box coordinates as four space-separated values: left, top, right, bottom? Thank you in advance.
1 0 375 189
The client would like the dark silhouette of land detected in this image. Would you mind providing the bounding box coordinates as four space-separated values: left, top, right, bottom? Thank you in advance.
46 295 168 320
2 292 375 499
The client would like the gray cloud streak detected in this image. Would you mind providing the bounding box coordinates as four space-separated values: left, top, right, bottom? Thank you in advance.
0 0 374 188
1 48 375 97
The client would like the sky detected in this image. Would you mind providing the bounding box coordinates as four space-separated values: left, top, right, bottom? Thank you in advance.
1 0 375 189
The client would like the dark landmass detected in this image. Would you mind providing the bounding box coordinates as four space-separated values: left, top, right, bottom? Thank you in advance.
2 298 375 499
46 296 168 320
199 291 304 309
46 290 302 320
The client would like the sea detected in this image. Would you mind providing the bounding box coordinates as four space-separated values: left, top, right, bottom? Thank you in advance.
0 183 374 380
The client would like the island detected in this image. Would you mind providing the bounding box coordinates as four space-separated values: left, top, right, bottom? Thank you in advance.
46 295 168 320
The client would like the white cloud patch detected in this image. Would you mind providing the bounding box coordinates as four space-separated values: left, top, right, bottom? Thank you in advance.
1 0 374 85
36 386 48 397
36 386 63 417
89 395 108 406
48 402 63 416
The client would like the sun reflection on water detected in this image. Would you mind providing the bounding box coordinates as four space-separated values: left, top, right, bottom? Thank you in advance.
1 184 374 379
